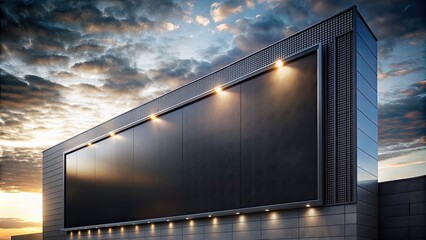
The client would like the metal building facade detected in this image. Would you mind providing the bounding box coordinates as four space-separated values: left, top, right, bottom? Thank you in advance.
43 6 378 239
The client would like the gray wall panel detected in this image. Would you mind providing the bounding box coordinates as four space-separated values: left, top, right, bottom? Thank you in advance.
356 54 377 91
379 176 426 240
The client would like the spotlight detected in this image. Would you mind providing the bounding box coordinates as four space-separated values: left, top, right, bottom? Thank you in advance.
208 215 212 218
275 59 284 68
150 114 157 120
236 212 240 215
186 217 189 220
265 209 269 212
88 142 92 146
215 86 223 93
109 132 115 137
306 204 311 208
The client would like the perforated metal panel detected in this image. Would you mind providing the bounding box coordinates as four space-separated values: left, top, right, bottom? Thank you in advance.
336 32 355 203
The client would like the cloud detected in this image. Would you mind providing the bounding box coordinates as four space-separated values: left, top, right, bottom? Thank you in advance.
379 81 426 160
68 43 105 54
210 1 244 22
161 22 180 32
0 218 41 229
224 14 286 54
0 69 66 110
0 146 42 193
147 58 203 89
71 55 129 74
51 71 77 79
380 160 426 169
195 15 210 26
216 23 234 32
25 54 69 66
379 60 425 80
52 1 184 34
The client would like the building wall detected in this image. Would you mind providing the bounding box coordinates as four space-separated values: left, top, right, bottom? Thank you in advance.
66 204 358 240
379 175 426 239
42 6 373 240
355 13 378 240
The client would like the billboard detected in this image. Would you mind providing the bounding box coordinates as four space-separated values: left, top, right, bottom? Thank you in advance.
64 47 321 228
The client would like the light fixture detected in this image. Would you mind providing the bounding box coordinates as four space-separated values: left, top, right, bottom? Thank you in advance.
88 142 92 146
215 86 223 93
265 209 269 212
166 219 170 222
109 132 115 137
236 212 240 215
275 59 284 68
186 217 189 220
208 215 212 218
150 114 157 120
306 204 311 208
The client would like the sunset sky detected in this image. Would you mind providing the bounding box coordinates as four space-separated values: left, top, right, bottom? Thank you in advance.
0 0 425 239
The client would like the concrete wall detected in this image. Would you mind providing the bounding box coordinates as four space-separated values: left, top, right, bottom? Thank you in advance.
379 175 426 239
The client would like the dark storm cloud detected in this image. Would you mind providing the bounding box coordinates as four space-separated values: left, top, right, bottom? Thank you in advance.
68 43 105 53
102 0 185 20
0 69 66 110
148 58 207 88
210 13 287 71
0 218 41 229
379 81 426 160
103 68 151 92
51 1 183 34
71 54 129 73
25 38 65 52
232 14 286 53
71 54 152 92
25 54 69 65
0 147 42 193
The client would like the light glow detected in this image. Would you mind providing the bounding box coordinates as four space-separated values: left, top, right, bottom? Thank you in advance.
275 59 284 68
306 204 311 208
109 132 115 137
150 114 157 120
214 86 223 93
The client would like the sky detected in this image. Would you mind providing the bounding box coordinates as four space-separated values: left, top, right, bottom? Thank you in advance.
0 0 425 239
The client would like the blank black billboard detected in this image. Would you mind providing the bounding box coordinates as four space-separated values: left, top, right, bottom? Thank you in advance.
64 50 320 228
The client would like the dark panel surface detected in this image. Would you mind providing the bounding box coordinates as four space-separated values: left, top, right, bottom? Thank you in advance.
115 129 135 221
65 152 76 227
94 137 117 224
76 146 95 226
241 52 318 207
134 110 183 219
183 85 240 214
